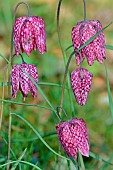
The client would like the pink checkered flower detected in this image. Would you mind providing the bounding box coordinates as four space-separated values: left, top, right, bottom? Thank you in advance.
70 68 93 105
13 16 46 56
56 117 89 159
72 20 106 66
11 63 38 100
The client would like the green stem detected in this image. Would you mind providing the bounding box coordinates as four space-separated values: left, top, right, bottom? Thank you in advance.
83 0 86 21
7 2 30 170
57 0 75 117
13 2 31 17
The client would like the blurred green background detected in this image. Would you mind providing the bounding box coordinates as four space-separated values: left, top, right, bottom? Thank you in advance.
0 0 113 169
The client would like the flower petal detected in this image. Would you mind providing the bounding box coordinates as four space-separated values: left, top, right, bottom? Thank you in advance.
70 68 93 105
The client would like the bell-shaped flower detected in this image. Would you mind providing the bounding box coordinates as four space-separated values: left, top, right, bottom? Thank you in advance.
70 68 93 105
56 117 89 159
13 16 46 56
11 62 38 100
72 20 106 66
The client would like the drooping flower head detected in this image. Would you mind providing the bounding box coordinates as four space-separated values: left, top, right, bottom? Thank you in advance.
11 62 38 100
70 68 93 105
13 16 46 56
56 117 89 159
72 20 106 66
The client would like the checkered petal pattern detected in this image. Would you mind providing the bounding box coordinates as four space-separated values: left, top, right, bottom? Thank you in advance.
11 63 38 100
11 65 20 98
56 118 89 159
70 68 93 105
13 16 46 56
72 20 106 66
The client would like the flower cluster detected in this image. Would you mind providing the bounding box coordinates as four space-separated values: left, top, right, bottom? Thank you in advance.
56 18 107 160
56 118 89 159
70 20 106 105
11 14 46 99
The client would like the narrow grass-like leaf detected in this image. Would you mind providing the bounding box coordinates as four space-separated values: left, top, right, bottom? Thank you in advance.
105 45 113 50
11 113 69 160
70 157 78 170
0 82 9 86
0 160 42 170
104 63 113 119
3 138 22 170
65 44 73 51
39 82 62 87
20 67 60 120
11 131 56 143
90 152 113 166
0 82 62 87
0 53 9 63
20 68 55 111
0 98 52 111
100 154 113 170
11 148 27 170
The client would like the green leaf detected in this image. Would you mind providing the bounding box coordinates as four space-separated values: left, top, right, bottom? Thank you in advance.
11 148 27 170
90 151 113 166
0 98 52 111
0 53 9 63
11 113 69 160
0 160 42 170
70 157 78 170
105 44 113 50
104 63 113 119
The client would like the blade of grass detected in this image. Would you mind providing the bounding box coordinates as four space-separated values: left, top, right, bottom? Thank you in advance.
0 160 42 170
0 82 62 87
3 138 22 170
11 148 27 170
100 154 113 170
105 45 113 50
11 112 69 160
20 67 61 121
104 63 113 119
0 54 9 63
11 131 56 143
0 98 53 111
70 157 78 170
90 151 113 166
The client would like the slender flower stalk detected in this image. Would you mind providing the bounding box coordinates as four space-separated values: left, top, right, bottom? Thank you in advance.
57 0 75 117
83 0 86 21
7 2 31 170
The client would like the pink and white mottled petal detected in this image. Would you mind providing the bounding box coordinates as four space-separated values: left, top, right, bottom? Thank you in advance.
20 19 35 56
72 21 85 65
28 64 38 98
72 20 106 66
13 17 27 56
70 68 93 105
19 63 31 100
11 65 20 98
33 16 46 54
56 122 78 159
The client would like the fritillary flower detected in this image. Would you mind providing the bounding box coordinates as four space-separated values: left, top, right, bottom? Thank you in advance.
13 16 46 56
11 62 38 100
72 20 106 66
70 68 93 105
56 117 89 159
